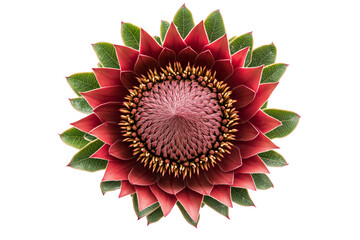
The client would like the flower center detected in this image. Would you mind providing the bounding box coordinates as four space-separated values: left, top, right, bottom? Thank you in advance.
136 80 222 161
120 63 238 178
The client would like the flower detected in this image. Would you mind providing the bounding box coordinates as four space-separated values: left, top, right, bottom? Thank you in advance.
62 4 299 226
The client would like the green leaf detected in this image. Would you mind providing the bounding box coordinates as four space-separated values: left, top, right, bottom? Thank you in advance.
100 181 121 195
68 140 107 172
204 10 225 42
121 22 141 50
176 202 199 227
92 42 119 69
261 63 288 83
228 36 236 42
173 4 195 39
258 150 287 167
231 187 254 206
84 133 96 141
97 62 103 68
229 32 253 66
249 43 277 67
69 97 93 114
252 174 273 190
261 101 268 109
203 196 229 218
160 20 170 42
153 36 162 45
263 109 300 139
146 207 164 225
60 127 90 149
67 72 99 96
132 194 160 219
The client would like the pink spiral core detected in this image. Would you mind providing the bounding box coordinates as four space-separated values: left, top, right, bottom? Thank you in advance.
136 80 222 160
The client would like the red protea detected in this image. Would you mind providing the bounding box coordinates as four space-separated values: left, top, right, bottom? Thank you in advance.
61 4 299 226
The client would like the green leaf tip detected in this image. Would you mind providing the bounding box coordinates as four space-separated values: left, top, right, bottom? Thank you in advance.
60 127 90 149
92 42 119 69
231 187 255 207
69 97 93 114
173 4 195 39
258 150 288 167
252 173 273 190
264 109 300 139
261 63 288 84
121 22 141 50
100 181 121 195
204 9 226 43
67 72 99 96
160 20 170 42
249 43 277 67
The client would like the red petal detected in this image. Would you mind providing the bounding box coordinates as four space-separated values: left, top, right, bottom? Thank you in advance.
212 60 233 81
210 185 232 208
93 68 121 87
204 165 234 185
149 184 177 217
226 66 263 92
202 34 230 60
119 180 135 198
91 144 119 161
218 146 242 172
177 46 197 67
157 174 186 195
114 45 139 71
231 47 250 68
109 139 133 160
231 85 255 108
102 160 135 181
233 121 259 141
176 188 203 222
89 122 123 145
235 155 269 174
186 172 213 195
128 164 158 186
194 50 214 69
163 22 187 54
232 173 256 191
120 71 138 89
235 132 279 158
140 28 163 59
134 54 160 76
249 110 282 134
158 47 176 68
134 185 158 211
93 102 122 123
81 86 128 108
71 114 101 133
238 83 279 121
184 21 209 53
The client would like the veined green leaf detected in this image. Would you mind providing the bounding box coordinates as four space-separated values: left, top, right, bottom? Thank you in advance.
60 127 90 149
264 109 300 139
92 42 119 69
68 140 107 172
261 63 287 83
121 22 140 50
132 194 160 219
228 36 236 42
249 43 277 67
229 32 253 66
173 4 195 39
100 181 121 195
160 20 170 42
258 150 287 167
252 174 273 190
231 187 254 206
177 202 199 227
203 196 229 218
146 207 164 225
153 36 162 45
204 10 225 42
69 97 93 114
67 72 99 96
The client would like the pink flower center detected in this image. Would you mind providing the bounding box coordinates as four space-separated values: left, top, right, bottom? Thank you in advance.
136 80 222 161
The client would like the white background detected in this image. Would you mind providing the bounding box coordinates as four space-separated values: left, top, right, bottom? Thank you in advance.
1 0 359 239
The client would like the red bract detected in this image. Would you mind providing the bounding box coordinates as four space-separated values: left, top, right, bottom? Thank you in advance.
63 5 299 227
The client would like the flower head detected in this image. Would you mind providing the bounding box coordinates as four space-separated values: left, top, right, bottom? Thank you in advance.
61 4 299 226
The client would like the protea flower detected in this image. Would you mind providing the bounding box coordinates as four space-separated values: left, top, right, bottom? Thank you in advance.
61 4 299 226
